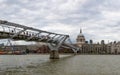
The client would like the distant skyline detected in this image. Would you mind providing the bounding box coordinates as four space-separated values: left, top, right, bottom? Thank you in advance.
0 0 120 44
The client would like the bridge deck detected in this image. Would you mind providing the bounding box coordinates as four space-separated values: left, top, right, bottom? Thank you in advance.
0 31 58 43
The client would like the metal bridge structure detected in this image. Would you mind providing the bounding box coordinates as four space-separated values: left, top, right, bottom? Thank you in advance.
0 20 79 59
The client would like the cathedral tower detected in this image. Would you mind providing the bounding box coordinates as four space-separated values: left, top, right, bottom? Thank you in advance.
76 29 86 47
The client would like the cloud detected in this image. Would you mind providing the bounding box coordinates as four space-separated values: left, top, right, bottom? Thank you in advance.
0 0 120 44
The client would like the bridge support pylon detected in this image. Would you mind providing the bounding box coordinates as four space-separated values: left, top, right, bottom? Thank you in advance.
48 35 69 59
50 50 59 59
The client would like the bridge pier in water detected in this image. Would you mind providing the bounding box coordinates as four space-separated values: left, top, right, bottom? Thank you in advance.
50 50 59 59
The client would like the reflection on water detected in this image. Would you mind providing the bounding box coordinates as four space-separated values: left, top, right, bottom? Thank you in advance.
0 55 120 75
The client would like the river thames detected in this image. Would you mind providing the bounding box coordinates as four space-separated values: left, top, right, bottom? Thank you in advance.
0 55 120 75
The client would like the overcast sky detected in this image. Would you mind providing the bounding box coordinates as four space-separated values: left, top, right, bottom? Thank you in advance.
0 0 120 44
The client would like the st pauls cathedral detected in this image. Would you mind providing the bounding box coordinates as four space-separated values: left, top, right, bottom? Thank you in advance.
76 29 120 54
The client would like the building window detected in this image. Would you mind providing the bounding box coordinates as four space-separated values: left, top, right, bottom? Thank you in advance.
80 39 82 42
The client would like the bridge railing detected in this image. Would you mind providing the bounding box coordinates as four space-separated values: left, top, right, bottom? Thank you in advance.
0 20 69 44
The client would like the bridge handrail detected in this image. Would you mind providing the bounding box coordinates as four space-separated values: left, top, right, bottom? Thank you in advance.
0 20 68 36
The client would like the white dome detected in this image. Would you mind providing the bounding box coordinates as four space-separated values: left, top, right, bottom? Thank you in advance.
78 33 84 37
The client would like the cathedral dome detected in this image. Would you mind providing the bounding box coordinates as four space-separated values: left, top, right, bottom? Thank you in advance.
78 33 84 37
76 29 86 47
78 29 84 37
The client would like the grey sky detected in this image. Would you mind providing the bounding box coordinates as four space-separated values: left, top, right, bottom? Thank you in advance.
0 0 120 44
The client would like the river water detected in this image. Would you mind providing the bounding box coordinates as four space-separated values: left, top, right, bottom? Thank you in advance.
0 55 120 75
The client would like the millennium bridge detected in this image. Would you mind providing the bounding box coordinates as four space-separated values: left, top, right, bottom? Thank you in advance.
0 20 80 59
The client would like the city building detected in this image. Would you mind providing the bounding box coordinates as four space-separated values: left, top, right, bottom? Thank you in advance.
76 29 86 47
109 41 120 54
76 29 112 54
